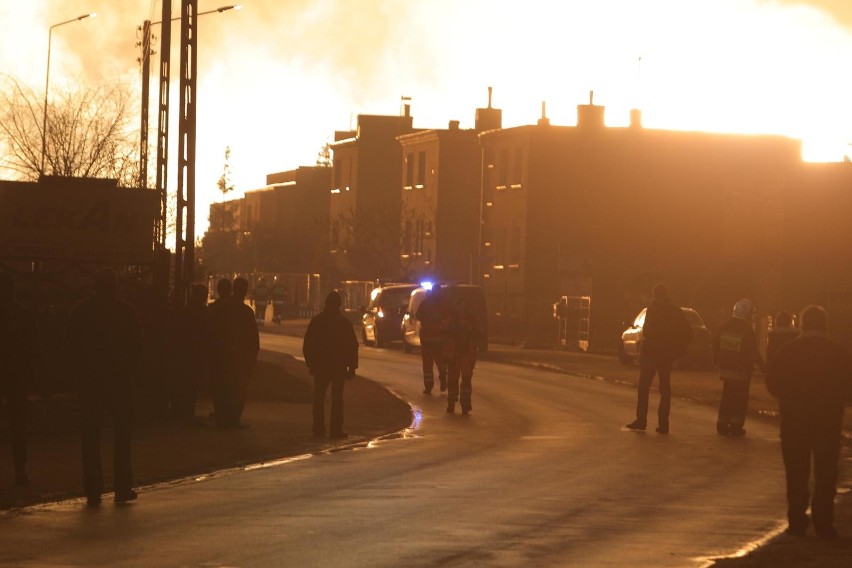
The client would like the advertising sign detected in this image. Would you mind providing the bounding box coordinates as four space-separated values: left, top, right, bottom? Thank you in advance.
0 180 159 264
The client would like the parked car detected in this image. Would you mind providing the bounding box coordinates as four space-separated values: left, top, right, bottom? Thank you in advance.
619 306 713 369
401 283 488 353
361 284 419 347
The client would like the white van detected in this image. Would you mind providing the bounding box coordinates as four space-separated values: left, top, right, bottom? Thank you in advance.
401 284 488 353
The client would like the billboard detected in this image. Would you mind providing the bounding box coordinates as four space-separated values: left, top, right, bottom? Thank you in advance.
0 180 159 264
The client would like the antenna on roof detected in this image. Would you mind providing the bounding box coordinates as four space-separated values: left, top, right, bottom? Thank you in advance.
488 86 493 109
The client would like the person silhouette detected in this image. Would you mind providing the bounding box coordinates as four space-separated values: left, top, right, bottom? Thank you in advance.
415 286 451 395
0 273 39 486
302 291 358 438
766 305 852 539
66 268 143 505
226 277 259 428
446 297 480 415
625 283 692 434
208 278 234 426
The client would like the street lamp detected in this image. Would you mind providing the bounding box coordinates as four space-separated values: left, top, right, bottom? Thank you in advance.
40 12 96 176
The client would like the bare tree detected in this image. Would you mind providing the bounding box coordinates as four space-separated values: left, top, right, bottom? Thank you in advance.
216 145 235 197
0 74 139 185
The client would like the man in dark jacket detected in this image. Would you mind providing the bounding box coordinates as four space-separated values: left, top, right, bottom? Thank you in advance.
415 286 451 395
0 273 39 486
714 298 759 436
66 268 143 505
172 283 210 423
303 291 358 438
626 283 692 434
765 305 852 539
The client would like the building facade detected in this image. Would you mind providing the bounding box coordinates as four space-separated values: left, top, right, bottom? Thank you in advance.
329 109 416 281
479 101 812 349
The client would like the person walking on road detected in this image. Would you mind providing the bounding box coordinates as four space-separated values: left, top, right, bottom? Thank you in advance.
765 304 852 539
446 297 480 415
714 299 759 436
416 285 451 395
0 273 39 486
302 291 358 438
66 269 143 506
625 283 692 434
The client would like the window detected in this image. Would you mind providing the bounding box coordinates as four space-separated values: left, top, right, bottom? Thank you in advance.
331 220 340 249
510 226 521 262
403 219 413 254
417 151 426 188
405 152 414 188
512 148 523 187
497 148 509 189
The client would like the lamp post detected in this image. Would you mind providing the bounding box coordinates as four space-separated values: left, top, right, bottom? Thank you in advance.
40 12 96 177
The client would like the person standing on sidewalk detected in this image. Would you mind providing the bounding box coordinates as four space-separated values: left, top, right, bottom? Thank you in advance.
625 283 692 434
416 285 451 395
66 268 143 506
303 291 358 438
714 298 759 436
445 297 480 415
227 277 259 428
766 304 852 539
208 278 233 426
0 273 39 486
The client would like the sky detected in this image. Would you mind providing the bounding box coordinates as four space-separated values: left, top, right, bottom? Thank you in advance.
1 0 851 238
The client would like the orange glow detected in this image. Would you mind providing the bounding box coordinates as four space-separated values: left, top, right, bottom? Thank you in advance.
1 1 851 239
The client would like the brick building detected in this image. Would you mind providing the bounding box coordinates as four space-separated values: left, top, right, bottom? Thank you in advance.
478 97 820 349
396 90 503 285
328 108 416 281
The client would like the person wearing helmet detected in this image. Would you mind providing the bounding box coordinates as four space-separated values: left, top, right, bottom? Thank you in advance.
714 298 759 436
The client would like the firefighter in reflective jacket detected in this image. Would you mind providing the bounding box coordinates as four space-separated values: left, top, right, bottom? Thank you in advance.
415 286 451 394
446 297 480 415
714 298 759 436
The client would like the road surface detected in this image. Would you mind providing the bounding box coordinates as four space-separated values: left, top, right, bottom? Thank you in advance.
0 332 788 567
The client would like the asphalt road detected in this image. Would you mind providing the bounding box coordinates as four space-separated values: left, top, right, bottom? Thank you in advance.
0 333 789 567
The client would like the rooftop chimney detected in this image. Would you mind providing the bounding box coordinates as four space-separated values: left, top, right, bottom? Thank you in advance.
577 90 605 130
537 100 550 126
448 120 460 131
630 108 643 129
475 86 502 132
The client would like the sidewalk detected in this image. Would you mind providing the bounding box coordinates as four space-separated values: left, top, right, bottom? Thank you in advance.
0 349 412 511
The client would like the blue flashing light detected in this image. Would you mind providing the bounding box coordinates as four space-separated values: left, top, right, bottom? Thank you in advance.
420 281 434 291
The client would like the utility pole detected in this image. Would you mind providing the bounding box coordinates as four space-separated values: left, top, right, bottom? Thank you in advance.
174 0 198 304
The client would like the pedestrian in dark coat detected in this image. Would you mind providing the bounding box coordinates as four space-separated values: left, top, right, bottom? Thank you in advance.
66 269 143 505
446 297 479 415
302 291 358 438
0 273 39 486
626 283 692 434
172 283 210 423
765 304 852 539
766 311 799 365
228 277 259 427
208 278 233 426
714 298 759 436
415 286 451 395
